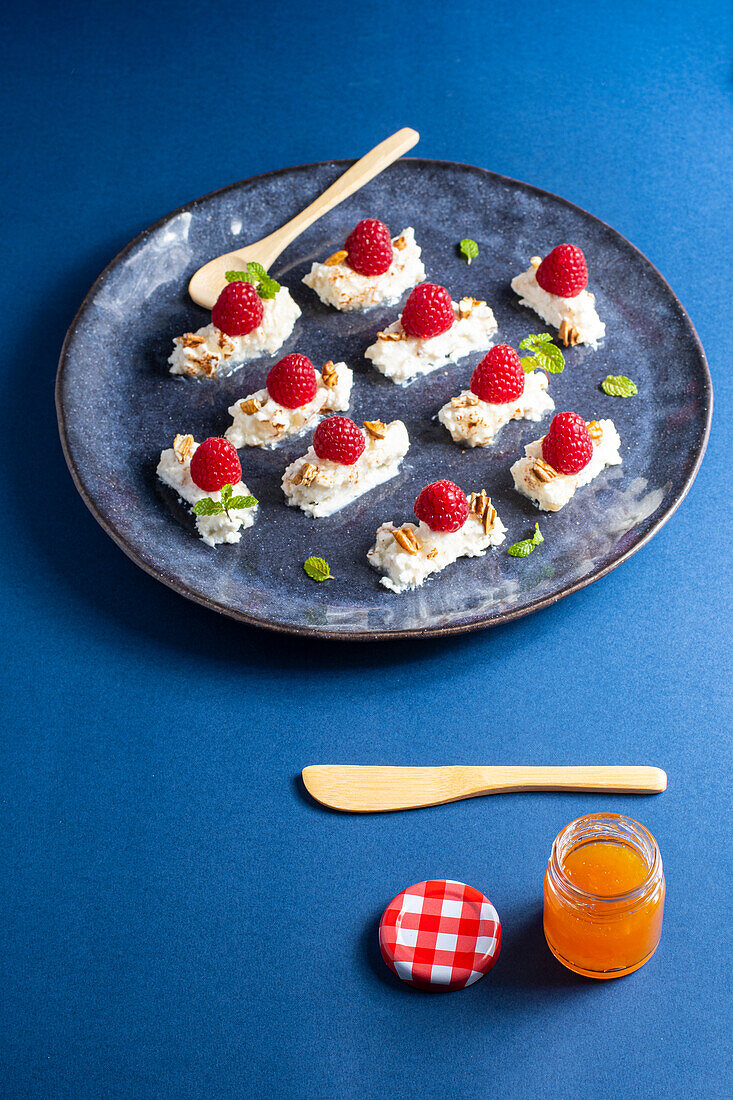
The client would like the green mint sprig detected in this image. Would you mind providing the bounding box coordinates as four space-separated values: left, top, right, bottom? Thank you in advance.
225 262 280 299
193 483 258 519
508 523 544 558
601 374 638 398
459 238 479 264
519 333 565 374
303 556 333 582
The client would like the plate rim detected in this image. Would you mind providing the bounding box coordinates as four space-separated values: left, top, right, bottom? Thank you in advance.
55 157 713 641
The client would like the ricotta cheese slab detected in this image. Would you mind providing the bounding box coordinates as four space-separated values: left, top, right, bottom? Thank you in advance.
303 227 425 312
511 419 621 511
156 434 258 546
282 419 410 518
511 257 605 348
225 360 353 449
438 370 554 447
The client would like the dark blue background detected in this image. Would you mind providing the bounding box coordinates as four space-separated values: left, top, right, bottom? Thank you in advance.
2 1 731 1096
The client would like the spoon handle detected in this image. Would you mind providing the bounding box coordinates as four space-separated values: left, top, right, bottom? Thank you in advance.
266 127 419 255
301 765 668 813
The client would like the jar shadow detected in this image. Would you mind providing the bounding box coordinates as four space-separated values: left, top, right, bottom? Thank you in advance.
485 908 593 991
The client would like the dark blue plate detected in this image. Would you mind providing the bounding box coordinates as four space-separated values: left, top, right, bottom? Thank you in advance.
56 159 712 639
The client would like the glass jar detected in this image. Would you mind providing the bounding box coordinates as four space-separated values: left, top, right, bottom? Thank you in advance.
543 813 665 979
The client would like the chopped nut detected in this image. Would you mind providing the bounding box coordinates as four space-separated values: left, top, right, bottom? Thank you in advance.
181 333 206 348
458 296 485 320
363 420 387 439
427 548 439 559
451 392 480 408
240 396 262 416
392 526 421 554
173 433 194 464
468 490 497 534
321 360 339 388
393 235 407 250
325 249 348 266
216 332 236 357
377 330 405 342
530 256 542 269
558 319 580 347
532 457 559 483
295 462 318 487
587 420 603 442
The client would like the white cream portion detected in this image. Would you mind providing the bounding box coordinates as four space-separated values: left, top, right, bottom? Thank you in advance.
511 419 622 511
438 370 554 447
366 299 498 385
168 287 301 377
156 438 257 546
302 227 425 312
225 362 353 450
511 259 605 348
368 508 507 593
282 420 410 518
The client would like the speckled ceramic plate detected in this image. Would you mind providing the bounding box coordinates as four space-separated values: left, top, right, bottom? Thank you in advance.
56 159 712 639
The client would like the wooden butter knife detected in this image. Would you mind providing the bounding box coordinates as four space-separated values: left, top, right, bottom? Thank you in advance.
301 765 668 813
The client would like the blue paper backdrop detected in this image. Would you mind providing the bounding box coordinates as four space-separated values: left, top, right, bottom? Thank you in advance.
2 1 731 1097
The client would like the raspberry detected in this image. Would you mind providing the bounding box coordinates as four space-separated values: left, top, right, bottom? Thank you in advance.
535 244 588 298
401 283 455 339
414 480 469 533
312 416 365 466
470 344 525 404
344 219 393 277
211 280 264 337
267 353 318 409
189 437 242 493
542 412 593 474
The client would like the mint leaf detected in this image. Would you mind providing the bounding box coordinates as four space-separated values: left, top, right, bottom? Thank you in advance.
459 238 479 264
519 333 565 374
220 484 233 503
227 495 258 510
601 374 638 397
225 270 256 284
193 498 224 516
508 523 543 558
304 556 333 582
224 264 280 298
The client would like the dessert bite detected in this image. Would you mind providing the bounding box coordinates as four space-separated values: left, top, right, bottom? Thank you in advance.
367 480 506 593
511 412 621 512
365 283 498 385
439 343 555 447
511 245 605 348
303 219 425 312
157 434 258 546
282 415 410 518
225 354 353 449
169 266 300 378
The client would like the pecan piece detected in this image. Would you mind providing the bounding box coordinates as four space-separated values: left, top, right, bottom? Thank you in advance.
377 330 404 342
532 457 559 483
240 396 262 416
173 433 194 464
295 462 318 487
363 420 387 440
324 249 348 266
468 490 497 534
392 526 421 554
321 360 339 388
393 235 407 250
451 392 480 409
586 420 603 442
558 319 580 347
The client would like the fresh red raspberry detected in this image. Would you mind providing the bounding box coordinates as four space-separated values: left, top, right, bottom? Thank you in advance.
542 412 593 474
312 416 366 466
470 344 525 404
266 354 318 409
400 283 455 339
535 244 588 298
344 218 394 276
211 280 264 337
414 480 469 533
189 437 242 492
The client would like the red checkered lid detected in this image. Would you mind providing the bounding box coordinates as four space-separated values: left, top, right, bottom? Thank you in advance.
379 879 501 991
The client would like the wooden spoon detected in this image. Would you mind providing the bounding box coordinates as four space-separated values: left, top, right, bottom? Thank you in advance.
188 127 420 309
301 765 667 813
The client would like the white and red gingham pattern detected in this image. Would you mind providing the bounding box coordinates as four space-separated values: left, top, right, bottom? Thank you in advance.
379 879 501 990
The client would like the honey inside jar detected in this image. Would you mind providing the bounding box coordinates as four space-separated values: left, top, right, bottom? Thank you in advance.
544 814 665 979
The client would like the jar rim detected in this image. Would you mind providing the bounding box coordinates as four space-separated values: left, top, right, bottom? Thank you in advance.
549 813 663 907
